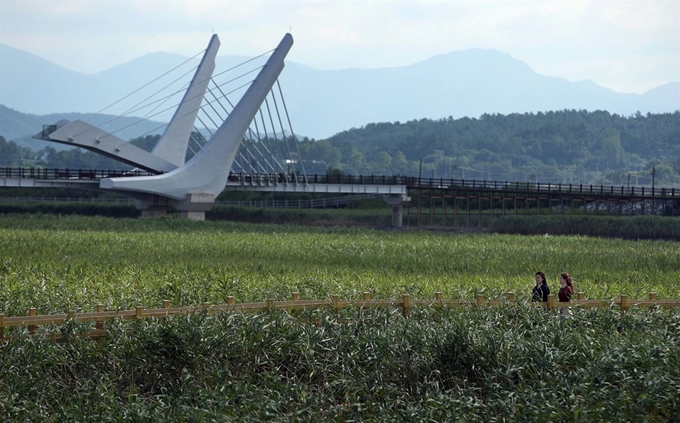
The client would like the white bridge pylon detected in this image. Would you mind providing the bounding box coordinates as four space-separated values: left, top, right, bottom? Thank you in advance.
101 33 295 219
27 33 409 223
35 34 221 173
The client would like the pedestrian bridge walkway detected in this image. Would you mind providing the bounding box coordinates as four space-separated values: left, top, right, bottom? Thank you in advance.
3 167 676 199
0 168 406 195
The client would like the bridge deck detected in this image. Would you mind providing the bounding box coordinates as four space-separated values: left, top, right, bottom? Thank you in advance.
0 168 677 199
224 182 406 194
0 178 405 195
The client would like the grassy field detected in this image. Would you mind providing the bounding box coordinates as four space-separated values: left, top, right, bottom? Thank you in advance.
0 214 678 316
1 214 679 421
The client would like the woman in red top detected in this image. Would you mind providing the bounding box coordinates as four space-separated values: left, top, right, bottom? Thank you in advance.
558 272 574 316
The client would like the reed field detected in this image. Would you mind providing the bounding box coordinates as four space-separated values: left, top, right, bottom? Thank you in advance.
0 214 678 315
1 214 679 421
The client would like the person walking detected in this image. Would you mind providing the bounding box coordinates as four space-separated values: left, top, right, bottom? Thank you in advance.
532 271 550 303
558 272 574 316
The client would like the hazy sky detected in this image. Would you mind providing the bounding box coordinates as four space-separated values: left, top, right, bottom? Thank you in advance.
1 0 678 94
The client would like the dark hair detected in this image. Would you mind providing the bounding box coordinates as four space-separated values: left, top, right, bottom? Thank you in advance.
560 272 573 289
535 271 547 285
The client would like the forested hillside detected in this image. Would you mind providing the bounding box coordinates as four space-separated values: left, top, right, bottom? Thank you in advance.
1 110 679 186
298 110 680 186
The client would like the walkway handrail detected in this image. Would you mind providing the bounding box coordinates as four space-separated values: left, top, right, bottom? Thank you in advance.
0 167 158 180
0 196 135 204
1 292 675 342
404 177 677 198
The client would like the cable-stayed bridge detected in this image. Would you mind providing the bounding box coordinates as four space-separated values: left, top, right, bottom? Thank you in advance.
2 33 409 223
3 33 677 226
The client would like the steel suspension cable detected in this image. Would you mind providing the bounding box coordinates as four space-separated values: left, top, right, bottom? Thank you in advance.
81 49 206 122
269 88 297 182
82 47 272 133
263 97 286 170
257 108 285 173
207 81 278 175
105 71 258 137
203 84 264 174
114 80 254 141
73 65 199 139
76 63 261 141
276 80 307 183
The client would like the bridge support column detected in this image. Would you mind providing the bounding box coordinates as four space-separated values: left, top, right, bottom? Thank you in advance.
175 193 215 221
135 195 172 218
384 194 411 227
134 193 215 220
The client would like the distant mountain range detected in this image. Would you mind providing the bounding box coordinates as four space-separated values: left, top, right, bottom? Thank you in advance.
1 42 678 143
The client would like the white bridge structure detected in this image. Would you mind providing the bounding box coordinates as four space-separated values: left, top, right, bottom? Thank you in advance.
3 33 409 225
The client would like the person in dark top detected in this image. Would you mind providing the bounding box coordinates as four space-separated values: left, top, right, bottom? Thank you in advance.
558 272 574 316
532 271 550 302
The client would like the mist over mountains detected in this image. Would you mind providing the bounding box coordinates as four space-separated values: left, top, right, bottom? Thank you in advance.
1 42 678 142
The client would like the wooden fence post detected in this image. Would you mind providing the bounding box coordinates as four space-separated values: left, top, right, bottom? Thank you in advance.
267 298 275 310
476 294 484 307
96 304 104 331
28 307 36 335
547 294 555 312
68 310 76 320
162 300 170 309
135 306 143 319
290 292 300 316
332 294 340 319
507 292 515 302
577 292 585 301
620 294 628 313
402 294 410 318
649 292 656 312
227 296 235 307
360 292 371 320
0 314 4 342
435 292 443 307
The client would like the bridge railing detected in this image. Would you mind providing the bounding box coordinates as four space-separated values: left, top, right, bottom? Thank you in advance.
0 196 135 204
226 172 678 198
2 167 677 198
404 177 678 198
225 172 407 186
0 167 158 179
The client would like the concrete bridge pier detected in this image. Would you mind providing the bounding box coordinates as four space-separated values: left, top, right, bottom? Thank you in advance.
134 193 215 221
175 193 215 221
135 195 172 218
384 194 411 227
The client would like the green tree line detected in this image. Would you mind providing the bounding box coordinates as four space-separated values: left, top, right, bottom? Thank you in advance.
295 109 679 186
